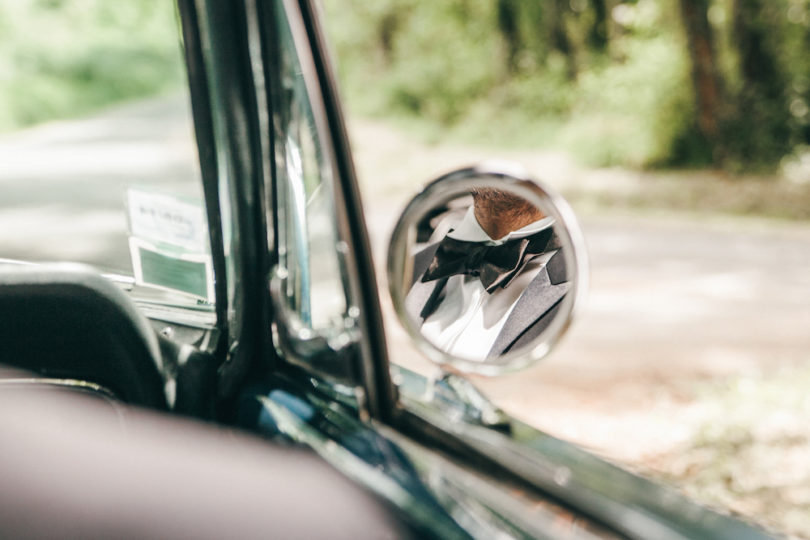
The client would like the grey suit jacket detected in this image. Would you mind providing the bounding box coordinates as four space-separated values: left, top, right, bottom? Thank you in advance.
405 240 569 358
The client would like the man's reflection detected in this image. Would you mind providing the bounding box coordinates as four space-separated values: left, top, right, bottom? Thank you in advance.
406 188 569 361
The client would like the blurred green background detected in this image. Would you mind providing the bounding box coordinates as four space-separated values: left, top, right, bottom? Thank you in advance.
0 0 182 131
4 0 810 173
325 0 810 172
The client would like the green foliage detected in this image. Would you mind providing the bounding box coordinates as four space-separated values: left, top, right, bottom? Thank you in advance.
705 0 795 170
325 0 696 167
325 0 810 171
563 34 698 167
328 0 501 124
0 0 182 131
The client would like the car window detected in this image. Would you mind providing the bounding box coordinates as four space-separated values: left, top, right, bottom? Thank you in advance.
0 2 215 320
272 0 351 336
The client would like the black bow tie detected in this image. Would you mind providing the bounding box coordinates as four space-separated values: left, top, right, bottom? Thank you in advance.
421 228 553 293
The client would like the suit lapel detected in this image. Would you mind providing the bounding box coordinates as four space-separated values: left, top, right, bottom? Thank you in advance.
405 242 446 322
487 252 570 357
411 242 440 287
405 276 449 322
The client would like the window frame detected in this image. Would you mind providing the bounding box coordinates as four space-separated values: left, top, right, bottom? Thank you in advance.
179 0 395 420
259 0 395 420
177 0 272 399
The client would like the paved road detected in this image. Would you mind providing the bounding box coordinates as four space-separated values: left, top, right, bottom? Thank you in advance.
364 191 810 455
0 95 201 273
351 117 810 381
349 116 810 460
2 96 809 463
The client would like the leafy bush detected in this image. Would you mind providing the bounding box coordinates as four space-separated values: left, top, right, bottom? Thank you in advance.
328 1 500 124
0 0 182 131
562 35 699 168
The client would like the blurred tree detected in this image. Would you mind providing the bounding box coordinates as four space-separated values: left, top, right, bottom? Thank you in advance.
325 0 803 170
800 7 810 145
377 8 400 65
678 0 726 164
727 0 792 165
497 0 521 72
550 0 576 79
0 0 180 131
588 0 609 52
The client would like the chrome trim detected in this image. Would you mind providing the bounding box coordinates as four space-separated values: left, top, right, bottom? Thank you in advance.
271 0 378 416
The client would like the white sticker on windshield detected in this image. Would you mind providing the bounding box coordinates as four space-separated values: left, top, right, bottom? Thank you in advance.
126 188 213 301
127 189 208 252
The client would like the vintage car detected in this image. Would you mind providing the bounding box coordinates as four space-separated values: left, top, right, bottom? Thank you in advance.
0 0 776 538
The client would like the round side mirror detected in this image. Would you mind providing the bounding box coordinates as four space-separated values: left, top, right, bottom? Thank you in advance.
387 163 587 375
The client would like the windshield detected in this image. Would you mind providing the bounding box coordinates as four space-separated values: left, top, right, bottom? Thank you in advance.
0 2 214 317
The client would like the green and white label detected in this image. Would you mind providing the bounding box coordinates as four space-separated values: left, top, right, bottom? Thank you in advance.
126 188 214 301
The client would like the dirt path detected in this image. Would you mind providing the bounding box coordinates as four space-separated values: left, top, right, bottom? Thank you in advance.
347 115 810 465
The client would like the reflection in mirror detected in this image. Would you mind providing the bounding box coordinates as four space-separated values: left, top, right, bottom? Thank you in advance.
388 165 586 375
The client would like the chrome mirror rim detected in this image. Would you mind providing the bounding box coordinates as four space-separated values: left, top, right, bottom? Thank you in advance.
386 161 589 375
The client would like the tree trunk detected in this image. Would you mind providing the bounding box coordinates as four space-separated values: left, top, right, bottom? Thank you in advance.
377 8 401 65
497 0 521 73
731 0 791 161
551 0 576 79
588 0 609 52
733 0 782 99
799 26 810 145
678 0 724 156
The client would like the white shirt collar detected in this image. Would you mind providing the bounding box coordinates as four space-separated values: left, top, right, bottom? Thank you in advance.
447 207 555 245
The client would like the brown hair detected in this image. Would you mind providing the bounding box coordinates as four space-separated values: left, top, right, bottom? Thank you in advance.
470 188 545 240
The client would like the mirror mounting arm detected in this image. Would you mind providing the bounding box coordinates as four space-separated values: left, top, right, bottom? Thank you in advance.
393 365 511 431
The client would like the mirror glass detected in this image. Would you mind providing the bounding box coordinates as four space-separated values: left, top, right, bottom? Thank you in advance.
387 165 586 375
